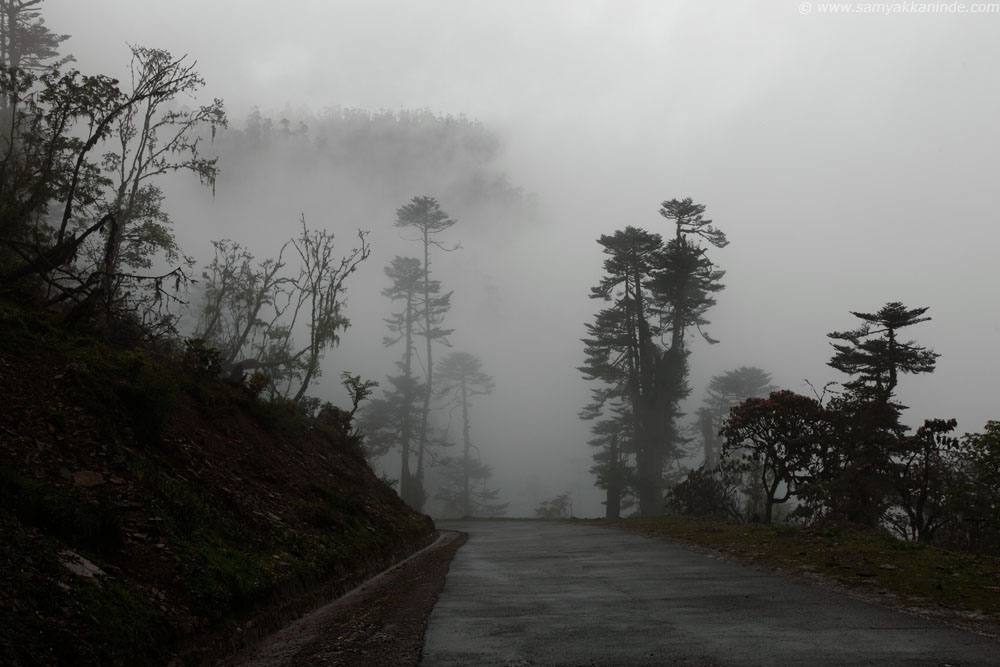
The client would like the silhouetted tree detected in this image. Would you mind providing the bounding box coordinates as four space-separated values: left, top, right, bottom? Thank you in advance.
196 238 289 366
371 256 424 504
887 418 958 542
665 461 745 522
394 196 457 509
434 454 507 518
581 200 727 517
0 0 71 114
827 301 939 424
0 45 223 333
584 407 635 518
580 226 663 516
720 390 826 524
650 198 727 492
821 301 939 526
96 46 225 313
195 218 370 404
947 422 1000 552
359 373 423 467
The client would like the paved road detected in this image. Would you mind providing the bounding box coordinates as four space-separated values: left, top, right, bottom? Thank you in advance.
420 520 999 666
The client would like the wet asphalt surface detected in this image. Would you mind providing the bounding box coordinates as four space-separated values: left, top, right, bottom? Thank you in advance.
420 520 999 666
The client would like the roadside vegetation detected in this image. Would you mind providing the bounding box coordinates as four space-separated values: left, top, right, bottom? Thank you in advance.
0 300 434 665
602 515 1000 632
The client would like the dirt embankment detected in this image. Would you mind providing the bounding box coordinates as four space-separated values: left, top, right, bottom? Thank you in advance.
224 531 467 667
0 304 436 666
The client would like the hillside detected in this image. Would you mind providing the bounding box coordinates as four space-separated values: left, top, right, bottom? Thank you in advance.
0 301 435 666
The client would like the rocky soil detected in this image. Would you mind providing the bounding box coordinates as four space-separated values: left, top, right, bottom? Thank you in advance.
0 304 435 666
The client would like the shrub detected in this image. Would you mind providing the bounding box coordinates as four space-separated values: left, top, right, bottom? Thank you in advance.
666 462 747 523
182 337 222 377
535 493 572 519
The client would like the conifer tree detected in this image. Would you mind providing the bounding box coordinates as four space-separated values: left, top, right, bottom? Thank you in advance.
393 196 457 510
581 199 726 516
360 256 436 507
0 0 72 74
822 301 939 526
580 226 664 516
827 301 938 423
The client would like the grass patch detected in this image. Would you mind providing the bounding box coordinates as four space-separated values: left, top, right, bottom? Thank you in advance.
600 515 1000 619
126 460 277 618
180 539 274 617
58 340 180 448
0 576 170 667
0 470 123 556
0 515 170 667
68 578 171 666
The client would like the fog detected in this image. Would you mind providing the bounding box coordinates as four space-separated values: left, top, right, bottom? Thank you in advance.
44 1 1000 516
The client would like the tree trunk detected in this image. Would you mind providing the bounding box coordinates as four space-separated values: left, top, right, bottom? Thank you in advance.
461 378 470 517
700 411 716 468
605 434 621 519
414 230 433 512
636 453 663 516
399 296 415 506
98 212 122 314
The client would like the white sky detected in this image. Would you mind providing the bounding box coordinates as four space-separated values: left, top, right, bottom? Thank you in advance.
43 1 1000 516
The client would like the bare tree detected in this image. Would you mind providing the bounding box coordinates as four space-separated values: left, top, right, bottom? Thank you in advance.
96 46 225 311
0 45 223 332
195 216 370 405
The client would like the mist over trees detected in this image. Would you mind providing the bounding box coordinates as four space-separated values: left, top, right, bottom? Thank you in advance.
697 366 775 468
662 298 1000 554
4 0 1000 552
434 351 504 517
184 105 537 244
0 0 71 75
194 218 372 404
0 2 518 519
358 200 508 516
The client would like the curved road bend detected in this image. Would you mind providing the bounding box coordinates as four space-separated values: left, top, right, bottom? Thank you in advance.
420 520 998 667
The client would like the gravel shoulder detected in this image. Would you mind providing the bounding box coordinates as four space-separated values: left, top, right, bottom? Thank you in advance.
221 530 467 667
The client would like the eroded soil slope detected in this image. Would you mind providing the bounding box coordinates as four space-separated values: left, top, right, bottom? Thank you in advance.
0 304 434 666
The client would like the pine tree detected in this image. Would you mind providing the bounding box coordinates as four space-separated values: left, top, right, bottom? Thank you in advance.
360 255 441 508
650 199 727 492
581 200 726 516
822 301 940 526
580 226 664 516
585 407 635 518
827 301 938 422
393 196 457 510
